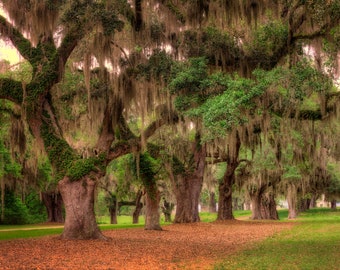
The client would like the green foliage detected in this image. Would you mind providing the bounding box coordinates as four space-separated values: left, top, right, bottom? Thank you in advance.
41 121 76 180
24 191 47 224
0 140 22 179
245 20 288 65
137 49 174 82
66 158 96 181
1 190 29 225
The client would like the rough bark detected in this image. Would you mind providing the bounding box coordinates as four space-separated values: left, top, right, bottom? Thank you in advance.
58 177 106 240
260 192 279 220
172 174 202 223
169 134 206 223
41 191 64 223
144 188 162 230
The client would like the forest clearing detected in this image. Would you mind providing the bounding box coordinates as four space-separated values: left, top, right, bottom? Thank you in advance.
0 220 293 270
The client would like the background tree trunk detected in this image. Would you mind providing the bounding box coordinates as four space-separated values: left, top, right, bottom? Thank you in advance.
42 191 64 223
217 131 240 221
331 199 337 210
58 177 105 239
209 192 217 213
260 192 279 220
287 184 298 219
133 190 143 224
144 188 162 230
109 200 118 224
161 197 174 222
250 192 263 219
217 170 235 220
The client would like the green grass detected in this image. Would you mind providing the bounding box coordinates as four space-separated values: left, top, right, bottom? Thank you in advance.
214 208 340 270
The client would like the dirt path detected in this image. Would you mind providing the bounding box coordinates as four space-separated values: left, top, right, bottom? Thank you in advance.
0 220 293 270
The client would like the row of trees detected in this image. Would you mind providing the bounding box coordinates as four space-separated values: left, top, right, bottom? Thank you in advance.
1 0 340 239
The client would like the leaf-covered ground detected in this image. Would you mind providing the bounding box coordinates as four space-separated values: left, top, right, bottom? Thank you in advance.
0 220 293 269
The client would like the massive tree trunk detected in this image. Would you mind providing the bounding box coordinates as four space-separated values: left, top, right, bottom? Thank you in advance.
41 191 64 223
173 174 202 223
169 133 206 223
260 191 279 220
144 188 162 230
58 177 106 239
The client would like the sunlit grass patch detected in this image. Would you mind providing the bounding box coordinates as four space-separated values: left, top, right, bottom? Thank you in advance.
214 208 340 270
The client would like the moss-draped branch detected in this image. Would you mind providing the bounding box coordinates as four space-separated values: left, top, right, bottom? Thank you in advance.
0 78 23 104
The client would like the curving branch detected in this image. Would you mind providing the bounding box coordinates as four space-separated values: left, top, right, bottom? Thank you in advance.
0 78 24 104
0 15 35 62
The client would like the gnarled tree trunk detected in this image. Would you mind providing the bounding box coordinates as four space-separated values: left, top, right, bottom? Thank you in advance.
260 191 279 220
169 134 206 223
58 177 106 239
173 174 202 223
41 191 64 223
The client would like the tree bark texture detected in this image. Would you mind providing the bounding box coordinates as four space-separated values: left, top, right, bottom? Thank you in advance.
260 192 279 220
144 188 162 230
58 177 106 239
170 135 206 223
173 174 202 223
41 191 64 223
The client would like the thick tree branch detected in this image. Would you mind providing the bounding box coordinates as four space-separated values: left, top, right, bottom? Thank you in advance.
0 15 35 61
0 78 24 104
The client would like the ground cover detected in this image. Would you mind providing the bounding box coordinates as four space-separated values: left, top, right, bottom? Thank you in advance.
0 209 337 269
0 219 292 269
214 208 340 270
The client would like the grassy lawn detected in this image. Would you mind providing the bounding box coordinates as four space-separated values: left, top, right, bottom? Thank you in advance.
214 208 340 270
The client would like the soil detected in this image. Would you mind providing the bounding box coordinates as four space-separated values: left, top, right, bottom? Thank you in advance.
0 220 293 270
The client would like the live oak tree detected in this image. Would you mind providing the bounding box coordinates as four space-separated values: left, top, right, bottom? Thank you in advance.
0 0 173 239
